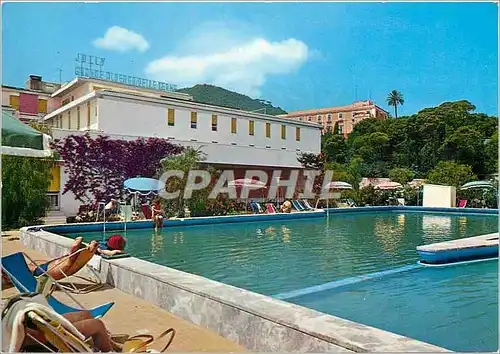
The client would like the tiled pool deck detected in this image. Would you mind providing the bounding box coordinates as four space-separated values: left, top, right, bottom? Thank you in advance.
16 207 466 352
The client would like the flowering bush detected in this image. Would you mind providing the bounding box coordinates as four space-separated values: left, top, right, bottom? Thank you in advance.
51 134 184 206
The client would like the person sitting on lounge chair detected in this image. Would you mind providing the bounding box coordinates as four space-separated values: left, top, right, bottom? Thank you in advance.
280 200 292 213
3 293 123 352
97 234 126 257
152 198 165 230
27 237 99 280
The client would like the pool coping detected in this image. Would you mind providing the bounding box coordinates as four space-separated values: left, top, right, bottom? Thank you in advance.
20 215 454 352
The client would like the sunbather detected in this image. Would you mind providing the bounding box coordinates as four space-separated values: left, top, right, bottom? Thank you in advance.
26 309 121 352
98 234 127 257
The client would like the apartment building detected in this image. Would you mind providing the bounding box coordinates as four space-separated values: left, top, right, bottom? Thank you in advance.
279 100 389 137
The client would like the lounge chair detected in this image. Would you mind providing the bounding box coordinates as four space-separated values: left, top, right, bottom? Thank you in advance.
458 200 467 208
265 203 277 214
301 200 315 210
397 198 406 206
26 238 103 294
1 252 114 319
249 202 260 214
291 200 305 211
3 292 91 352
347 199 357 207
141 204 153 219
296 200 308 210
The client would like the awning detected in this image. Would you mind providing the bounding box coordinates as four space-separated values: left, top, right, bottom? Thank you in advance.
1 110 52 157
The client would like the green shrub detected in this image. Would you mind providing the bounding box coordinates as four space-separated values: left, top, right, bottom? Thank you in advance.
2 156 53 229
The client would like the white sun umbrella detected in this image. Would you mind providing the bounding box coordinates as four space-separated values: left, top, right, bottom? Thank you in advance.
460 180 496 190
318 181 353 216
228 178 267 212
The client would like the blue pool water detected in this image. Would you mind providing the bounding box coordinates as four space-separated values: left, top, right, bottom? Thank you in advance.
64 211 498 351
292 260 498 352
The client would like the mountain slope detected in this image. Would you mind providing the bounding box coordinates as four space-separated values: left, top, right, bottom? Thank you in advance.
176 84 287 115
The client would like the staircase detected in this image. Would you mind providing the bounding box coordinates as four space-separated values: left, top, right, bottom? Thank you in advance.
42 210 67 225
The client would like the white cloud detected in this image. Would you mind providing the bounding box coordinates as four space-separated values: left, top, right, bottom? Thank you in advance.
145 30 309 97
93 26 149 53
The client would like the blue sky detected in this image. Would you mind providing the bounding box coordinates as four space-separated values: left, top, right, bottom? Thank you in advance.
2 2 498 116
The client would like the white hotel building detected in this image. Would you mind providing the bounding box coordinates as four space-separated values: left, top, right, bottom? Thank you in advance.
15 76 322 216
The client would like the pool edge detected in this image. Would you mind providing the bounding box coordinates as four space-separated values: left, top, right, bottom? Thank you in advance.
20 227 450 353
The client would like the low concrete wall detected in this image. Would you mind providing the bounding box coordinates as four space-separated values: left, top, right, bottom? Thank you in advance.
20 228 449 352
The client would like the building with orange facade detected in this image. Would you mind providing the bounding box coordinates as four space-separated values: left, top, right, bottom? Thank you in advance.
279 100 389 137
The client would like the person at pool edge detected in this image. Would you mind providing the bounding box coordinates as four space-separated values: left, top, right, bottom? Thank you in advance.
97 234 126 256
152 198 165 231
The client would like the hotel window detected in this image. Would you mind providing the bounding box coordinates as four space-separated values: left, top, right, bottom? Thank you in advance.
87 102 91 128
62 98 70 107
308 116 312 122
77 107 81 130
338 124 344 134
265 122 271 138
231 118 237 134
296 127 301 141
167 109 175 126
71 96 74 102
211 115 218 131
339 112 344 119
317 115 322 122
281 125 286 140
298 117 302 121
68 111 71 130
190 112 197 129
37 99 47 113
9 96 19 110
249 120 255 136
327 114 332 122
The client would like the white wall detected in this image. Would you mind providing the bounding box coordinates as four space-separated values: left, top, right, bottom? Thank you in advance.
423 184 457 208
97 96 320 168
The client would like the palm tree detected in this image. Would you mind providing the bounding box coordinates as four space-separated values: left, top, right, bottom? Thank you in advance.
386 90 404 119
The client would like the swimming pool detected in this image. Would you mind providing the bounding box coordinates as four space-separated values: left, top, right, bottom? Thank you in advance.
63 211 498 351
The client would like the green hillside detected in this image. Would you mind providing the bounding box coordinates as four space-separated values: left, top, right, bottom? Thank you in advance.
176 84 287 115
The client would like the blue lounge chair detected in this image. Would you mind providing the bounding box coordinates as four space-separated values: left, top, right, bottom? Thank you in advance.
297 200 310 210
301 199 314 210
292 200 305 211
249 202 260 214
2 252 114 319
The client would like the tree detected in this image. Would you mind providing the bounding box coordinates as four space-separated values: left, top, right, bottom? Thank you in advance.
427 161 477 188
389 167 415 185
2 156 53 229
158 147 207 215
51 135 184 206
386 90 404 119
484 132 498 175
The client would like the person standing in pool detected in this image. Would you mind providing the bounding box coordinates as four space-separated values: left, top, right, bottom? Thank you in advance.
97 234 127 257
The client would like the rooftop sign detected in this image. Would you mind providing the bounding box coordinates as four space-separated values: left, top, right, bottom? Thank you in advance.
74 53 177 92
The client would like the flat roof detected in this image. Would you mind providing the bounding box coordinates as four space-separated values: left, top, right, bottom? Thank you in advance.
51 77 193 101
282 101 389 117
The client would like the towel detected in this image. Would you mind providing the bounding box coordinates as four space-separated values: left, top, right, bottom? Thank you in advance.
2 293 85 352
88 254 101 271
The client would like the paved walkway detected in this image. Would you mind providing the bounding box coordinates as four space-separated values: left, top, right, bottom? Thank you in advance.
2 231 246 352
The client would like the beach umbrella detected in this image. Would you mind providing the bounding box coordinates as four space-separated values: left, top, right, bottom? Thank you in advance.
228 178 267 212
228 178 266 189
319 181 353 216
1 110 52 158
375 181 403 190
460 180 496 190
324 181 353 190
124 177 165 194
